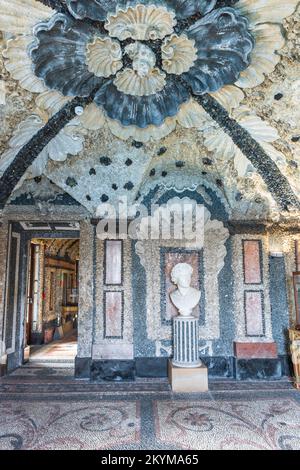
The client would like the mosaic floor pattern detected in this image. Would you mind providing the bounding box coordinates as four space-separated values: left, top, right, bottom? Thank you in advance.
1 358 300 451
0 371 300 450
0 400 140 450
154 399 300 450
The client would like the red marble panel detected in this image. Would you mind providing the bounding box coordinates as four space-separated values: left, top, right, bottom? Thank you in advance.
105 241 122 285
245 291 264 336
164 252 200 320
243 240 262 284
104 291 123 338
234 341 278 358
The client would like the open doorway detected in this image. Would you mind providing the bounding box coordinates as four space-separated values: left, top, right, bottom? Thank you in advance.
25 238 79 365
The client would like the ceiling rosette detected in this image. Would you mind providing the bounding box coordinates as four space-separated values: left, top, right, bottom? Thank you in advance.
0 0 298 144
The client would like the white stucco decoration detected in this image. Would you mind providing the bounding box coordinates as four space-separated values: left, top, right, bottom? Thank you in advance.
162 34 197 75
196 104 287 177
176 99 209 128
35 90 70 116
79 102 106 131
105 4 176 41
234 0 299 89
106 115 176 142
0 114 84 178
3 35 47 93
210 85 245 113
134 197 229 344
114 67 166 96
236 0 299 25
0 80 6 105
235 24 285 89
36 91 106 131
86 37 123 78
0 0 54 34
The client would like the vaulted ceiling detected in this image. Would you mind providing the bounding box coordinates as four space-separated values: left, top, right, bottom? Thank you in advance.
0 0 299 221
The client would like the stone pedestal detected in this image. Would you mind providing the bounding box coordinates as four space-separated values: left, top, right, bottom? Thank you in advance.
173 316 201 368
168 360 208 392
169 316 208 392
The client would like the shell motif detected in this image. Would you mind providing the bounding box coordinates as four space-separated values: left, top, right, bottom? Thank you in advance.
86 37 123 78
3 36 47 93
0 0 54 34
114 68 166 97
106 116 176 143
235 23 285 89
105 4 177 41
236 0 299 26
162 34 197 75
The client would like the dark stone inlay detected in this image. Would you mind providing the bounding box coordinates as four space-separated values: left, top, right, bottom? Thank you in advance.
132 141 143 148
125 158 133 166
75 356 91 379
86 195 91 201
65 177 77 188
175 161 185 168
289 160 298 169
34 176 42 184
101 194 109 202
89 168 96 175
269 256 289 355
112 183 118 190
91 360 135 382
291 135 300 142
235 358 282 381
162 171 168 177
201 356 234 378
157 146 167 156
203 157 213 165
150 169 156 177
124 181 134 190
274 93 283 101
216 178 223 187
228 221 267 235
279 354 293 377
38 0 69 14
99 156 112 166
135 357 168 378
195 94 300 210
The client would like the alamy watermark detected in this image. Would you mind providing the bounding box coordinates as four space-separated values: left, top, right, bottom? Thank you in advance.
95 196 205 245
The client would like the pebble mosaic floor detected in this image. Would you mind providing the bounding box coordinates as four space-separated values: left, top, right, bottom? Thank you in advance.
0 337 299 450
1 366 300 450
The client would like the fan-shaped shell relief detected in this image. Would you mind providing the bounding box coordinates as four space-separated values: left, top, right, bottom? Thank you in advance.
13 0 264 142
162 34 198 75
105 4 177 41
86 37 123 78
114 68 166 96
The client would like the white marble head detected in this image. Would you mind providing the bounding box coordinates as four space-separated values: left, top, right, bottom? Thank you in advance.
125 42 156 77
171 262 193 289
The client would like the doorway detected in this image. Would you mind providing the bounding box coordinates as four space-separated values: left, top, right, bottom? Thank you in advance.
25 238 80 364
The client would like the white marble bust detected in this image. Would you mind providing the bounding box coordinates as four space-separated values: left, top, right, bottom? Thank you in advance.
170 263 201 317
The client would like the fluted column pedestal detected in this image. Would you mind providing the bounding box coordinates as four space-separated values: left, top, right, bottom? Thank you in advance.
173 316 201 368
169 316 208 392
